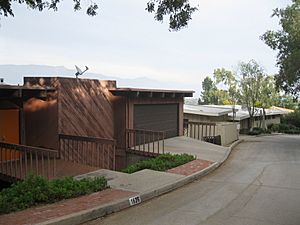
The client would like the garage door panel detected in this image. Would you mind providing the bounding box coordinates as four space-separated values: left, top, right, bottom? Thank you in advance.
134 104 178 138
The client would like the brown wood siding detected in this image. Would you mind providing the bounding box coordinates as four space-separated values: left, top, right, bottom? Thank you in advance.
24 77 116 140
112 96 126 149
56 78 115 139
134 104 179 138
112 96 127 170
24 97 58 150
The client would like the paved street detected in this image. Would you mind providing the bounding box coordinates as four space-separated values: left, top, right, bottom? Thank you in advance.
85 135 300 225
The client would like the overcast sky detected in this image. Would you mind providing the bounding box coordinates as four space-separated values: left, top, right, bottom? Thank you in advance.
0 0 290 90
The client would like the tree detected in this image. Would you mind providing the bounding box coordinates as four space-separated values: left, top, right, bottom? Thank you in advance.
0 0 197 31
238 60 267 130
261 0 300 97
257 76 280 129
274 95 299 110
213 68 239 103
199 76 218 105
146 0 197 31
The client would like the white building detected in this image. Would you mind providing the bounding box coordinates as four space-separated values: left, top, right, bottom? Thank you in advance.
183 104 288 145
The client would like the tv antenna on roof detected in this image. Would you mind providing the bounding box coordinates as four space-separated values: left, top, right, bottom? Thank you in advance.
75 65 89 78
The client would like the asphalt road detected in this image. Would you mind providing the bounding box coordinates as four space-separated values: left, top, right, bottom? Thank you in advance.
85 135 300 225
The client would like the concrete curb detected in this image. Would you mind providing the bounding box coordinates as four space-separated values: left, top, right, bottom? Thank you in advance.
36 196 133 225
220 139 244 163
36 139 243 225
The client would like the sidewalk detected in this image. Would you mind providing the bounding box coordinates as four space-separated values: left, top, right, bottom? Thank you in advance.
0 138 242 225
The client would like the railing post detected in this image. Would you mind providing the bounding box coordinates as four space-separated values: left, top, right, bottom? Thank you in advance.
0 144 2 174
138 130 140 152
6 144 8 175
133 130 136 151
53 152 57 179
113 143 116 170
14 146 17 178
10 146 13 177
152 133 155 154
162 132 165 154
148 133 150 153
24 148 28 179
19 148 23 179
30 151 33 175
143 130 146 152
41 152 45 177
157 132 160 154
47 152 50 180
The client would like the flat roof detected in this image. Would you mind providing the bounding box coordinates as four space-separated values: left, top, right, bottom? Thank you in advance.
270 106 294 114
0 84 55 91
184 104 287 120
110 88 194 98
228 106 286 121
0 84 55 100
184 104 234 117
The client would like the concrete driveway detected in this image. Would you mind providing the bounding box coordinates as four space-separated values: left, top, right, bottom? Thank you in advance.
85 135 300 225
164 136 229 162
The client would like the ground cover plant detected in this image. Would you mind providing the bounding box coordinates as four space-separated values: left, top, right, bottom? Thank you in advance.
122 153 195 174
0 175 107 214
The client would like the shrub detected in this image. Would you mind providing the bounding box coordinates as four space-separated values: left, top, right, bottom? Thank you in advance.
243 127 267 135
122 153 195 174
281 111 300 128
0 175 107 214
268 123 280 132
283 129 300 134
268 123 300 134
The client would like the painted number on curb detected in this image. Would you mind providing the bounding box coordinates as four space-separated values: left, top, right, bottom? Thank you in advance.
129 196 141 206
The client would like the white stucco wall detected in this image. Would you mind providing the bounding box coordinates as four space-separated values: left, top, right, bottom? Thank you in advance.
215 122 239 146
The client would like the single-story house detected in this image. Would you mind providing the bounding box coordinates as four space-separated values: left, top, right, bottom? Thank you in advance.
0 77 193 173
226 105 286 130
183 105 239 146
184 105 235 123
184 104 287 130
183 104 291 145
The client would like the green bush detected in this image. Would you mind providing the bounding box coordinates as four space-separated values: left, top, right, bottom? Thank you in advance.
281 111 300 128
283 129 300 134
268 123 300 134
248 127 265 135
122 153 195 174
0 175 107 214
268 123 280 132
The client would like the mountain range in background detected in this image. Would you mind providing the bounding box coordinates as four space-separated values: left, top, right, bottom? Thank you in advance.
0 64 200 97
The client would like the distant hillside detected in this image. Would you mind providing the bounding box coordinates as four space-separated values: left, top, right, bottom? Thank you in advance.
0 64 199 95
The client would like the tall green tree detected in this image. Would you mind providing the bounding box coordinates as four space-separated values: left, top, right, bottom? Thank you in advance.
0 0 197 31
238 60 267 130
261 0 300 97
213 68 239 103
257 76 280 129
199 76 218 105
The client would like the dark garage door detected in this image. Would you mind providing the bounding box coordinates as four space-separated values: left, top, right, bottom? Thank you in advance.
134 104 178 138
